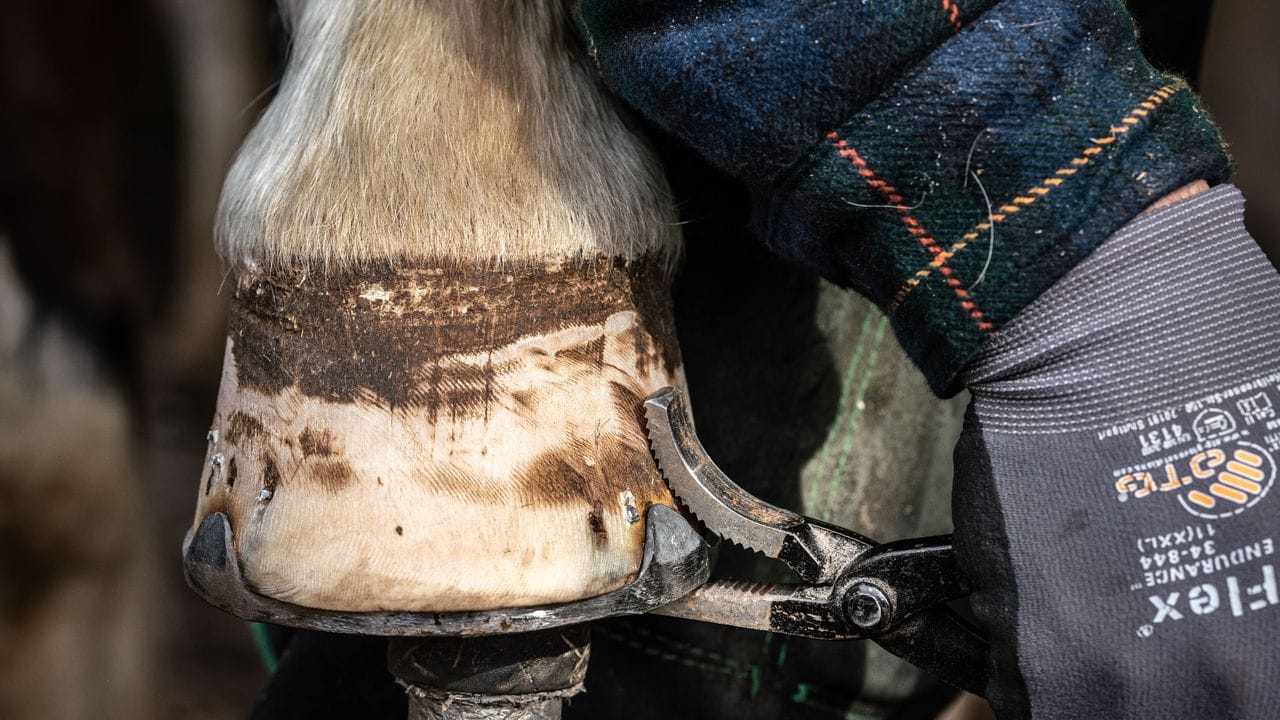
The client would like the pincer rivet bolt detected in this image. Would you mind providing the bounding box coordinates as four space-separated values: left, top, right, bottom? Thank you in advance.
845 583 891 631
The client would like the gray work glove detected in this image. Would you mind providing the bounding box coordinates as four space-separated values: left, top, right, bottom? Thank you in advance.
953 185 1280 718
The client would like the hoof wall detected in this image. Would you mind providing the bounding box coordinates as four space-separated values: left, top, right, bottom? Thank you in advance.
182 505 708 636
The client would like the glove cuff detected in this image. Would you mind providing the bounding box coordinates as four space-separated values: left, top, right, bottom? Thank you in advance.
764 0 1229 396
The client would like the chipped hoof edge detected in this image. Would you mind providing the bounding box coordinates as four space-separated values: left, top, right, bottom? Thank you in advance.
182 505 709 636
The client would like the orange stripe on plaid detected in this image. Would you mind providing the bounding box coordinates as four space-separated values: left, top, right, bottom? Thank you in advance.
888 82 1186 311
941 0 962 31
828 133 993 334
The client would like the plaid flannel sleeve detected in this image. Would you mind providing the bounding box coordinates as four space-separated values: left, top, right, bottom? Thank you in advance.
574 0 1231 396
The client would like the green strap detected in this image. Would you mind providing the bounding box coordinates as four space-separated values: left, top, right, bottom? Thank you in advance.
249 621 280 673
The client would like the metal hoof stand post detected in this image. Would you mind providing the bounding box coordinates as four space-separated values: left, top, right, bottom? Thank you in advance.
182 387 989 718
388 629 591 720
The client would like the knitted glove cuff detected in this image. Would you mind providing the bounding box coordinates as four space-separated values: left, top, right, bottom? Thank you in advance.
761 0 1230 395
576 0 1230 396
574 0 998 185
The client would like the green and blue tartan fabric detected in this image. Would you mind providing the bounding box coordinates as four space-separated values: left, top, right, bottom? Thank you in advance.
575 0 1231 395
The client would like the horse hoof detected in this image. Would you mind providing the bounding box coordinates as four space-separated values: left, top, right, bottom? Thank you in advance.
185 259 692 620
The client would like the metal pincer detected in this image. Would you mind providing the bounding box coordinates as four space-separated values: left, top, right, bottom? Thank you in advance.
642 387 991 696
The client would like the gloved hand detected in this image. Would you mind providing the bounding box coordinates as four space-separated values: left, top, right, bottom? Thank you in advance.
954 184 1280 718
574 0 1249 715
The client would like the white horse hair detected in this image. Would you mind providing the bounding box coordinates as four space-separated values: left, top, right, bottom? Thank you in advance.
216 0 680 270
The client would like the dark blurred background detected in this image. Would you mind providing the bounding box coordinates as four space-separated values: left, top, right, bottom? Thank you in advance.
0 1 1274 718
